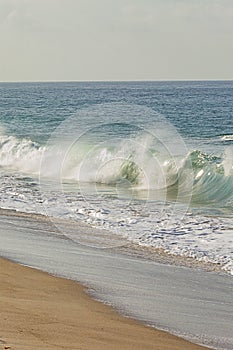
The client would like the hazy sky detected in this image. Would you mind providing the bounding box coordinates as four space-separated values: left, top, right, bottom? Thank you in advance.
0 0 233 81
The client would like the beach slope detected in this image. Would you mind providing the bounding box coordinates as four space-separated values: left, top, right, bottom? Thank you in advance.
0 257 211 350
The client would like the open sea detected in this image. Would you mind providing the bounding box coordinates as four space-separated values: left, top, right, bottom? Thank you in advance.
1 81 233 350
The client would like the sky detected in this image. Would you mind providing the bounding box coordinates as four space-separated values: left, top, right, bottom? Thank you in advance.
0 0 233 82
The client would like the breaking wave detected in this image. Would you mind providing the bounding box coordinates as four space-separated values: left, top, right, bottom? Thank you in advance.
0 133 45 173
220 135 233 141
0 130 233 207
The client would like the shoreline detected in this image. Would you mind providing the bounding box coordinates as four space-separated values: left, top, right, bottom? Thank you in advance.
1 209 233 349
0 207 226 274
0 257 212 350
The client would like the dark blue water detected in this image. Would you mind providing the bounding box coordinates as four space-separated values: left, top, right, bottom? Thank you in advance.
0 81 232 142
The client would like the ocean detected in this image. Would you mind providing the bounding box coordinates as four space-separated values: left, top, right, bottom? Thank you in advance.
1 80 233 350
0 80 233 273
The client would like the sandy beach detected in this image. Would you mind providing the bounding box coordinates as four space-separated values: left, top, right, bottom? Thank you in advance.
0 257 212 350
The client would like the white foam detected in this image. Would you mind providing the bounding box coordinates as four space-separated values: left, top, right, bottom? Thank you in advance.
221 135 233 141
0 134 44 173
222 147 233 176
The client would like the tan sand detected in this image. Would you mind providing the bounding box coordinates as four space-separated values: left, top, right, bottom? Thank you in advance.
0 257 212 350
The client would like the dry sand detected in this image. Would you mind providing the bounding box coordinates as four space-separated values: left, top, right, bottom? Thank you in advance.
0 257 212 350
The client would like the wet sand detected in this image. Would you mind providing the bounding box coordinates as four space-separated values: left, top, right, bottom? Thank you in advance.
0 257 211 350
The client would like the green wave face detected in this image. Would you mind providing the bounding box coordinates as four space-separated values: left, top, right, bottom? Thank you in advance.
120 160 141 185
179 150 233 207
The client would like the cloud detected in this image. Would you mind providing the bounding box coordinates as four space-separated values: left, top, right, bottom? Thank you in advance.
4 9 40 31
121 5 152 24
0 0 42 31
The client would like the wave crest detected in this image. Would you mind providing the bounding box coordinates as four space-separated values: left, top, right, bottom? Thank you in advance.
1 130 233 207
220 135 233 141
0 134 44 173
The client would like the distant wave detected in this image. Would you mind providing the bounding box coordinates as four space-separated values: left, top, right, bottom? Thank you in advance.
220 135 233 141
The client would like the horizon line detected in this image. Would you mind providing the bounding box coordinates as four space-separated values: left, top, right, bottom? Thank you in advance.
0 78 233 84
